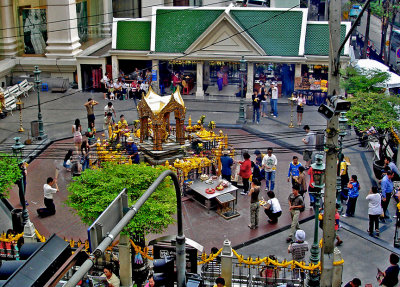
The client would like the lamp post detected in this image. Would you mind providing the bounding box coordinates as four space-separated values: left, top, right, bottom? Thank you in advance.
34 66 47 140
236 56 247 124
336 112 348 213
307 153 326 287
12 137 29 225
16 97 24 132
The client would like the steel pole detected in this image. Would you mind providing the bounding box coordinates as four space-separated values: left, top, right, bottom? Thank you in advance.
307 194 321 286
237 69 245 124
34 66 47 140
65 170 186 287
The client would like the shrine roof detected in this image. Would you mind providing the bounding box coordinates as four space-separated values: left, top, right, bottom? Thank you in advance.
144 87 184 114
115 20 151 51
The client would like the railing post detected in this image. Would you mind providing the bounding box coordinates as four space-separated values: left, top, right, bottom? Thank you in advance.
118 234 132 286
332 248 343 287
221 239 233 287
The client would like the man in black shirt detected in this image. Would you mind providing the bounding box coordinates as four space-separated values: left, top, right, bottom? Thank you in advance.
252 90 262 124
381 253 400 287
286 183 304 243
248 178 261 229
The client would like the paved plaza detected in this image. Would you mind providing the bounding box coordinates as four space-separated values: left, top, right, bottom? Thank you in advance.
0 89 399 285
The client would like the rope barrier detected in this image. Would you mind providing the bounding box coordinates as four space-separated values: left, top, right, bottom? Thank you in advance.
5 230 343 271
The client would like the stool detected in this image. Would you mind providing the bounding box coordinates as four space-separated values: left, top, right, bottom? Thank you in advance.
41 83 49 92
160 84 165 95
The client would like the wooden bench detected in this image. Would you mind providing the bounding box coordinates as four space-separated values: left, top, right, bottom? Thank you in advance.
3 89 16 115
18 79 35 97
7 84 23 99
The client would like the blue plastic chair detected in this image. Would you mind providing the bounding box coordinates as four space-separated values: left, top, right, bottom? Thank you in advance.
160 84 165 95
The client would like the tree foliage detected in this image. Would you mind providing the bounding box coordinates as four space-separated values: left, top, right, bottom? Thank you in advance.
0 153 21 198
341 66 390 94
66 163 177 236
346 92 400 132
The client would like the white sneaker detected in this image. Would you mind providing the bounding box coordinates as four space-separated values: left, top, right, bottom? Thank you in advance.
240 191 247 195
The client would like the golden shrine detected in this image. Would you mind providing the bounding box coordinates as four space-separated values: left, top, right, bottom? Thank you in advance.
137 87 186 151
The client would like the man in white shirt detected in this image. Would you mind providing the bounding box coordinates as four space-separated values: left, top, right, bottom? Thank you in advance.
263 191 282 224
262 147 278 191
270 82 279 117
37 177 59 218
302 125 315 168
104 102 116 122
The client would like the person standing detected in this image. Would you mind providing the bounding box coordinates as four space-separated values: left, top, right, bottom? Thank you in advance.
379 253 400 287
296 166 307 197
339 153 350 203
287 183 304 243
248 178 261 229
296 92 306 126
259 82 268 118
381 170 394 220
288 230 308 261
239 152 252 195
72 119 82 154
262 148 277 192
37 177 59 218
384 156 400 181
220 150 233 182
270 82 278 118
262 191 282 224
80 140 90 171
217 67 224 91
344 174 360 217
252 90 262 124
84 98 99 127
301 125 315 169
366 186 382 237
101 73 109 100
103 112 113 139
287 156 302 185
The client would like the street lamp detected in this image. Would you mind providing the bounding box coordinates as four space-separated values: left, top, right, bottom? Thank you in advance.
236 56 247 124
16 97 24 133
12 137 29 225
34 66 47 140
336 112 349 212
307 153 325 287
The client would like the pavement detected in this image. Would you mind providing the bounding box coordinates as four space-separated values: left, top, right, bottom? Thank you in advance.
0 89 399 285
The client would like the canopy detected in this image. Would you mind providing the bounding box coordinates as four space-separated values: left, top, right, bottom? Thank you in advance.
143 87 184 115
354 59 400 89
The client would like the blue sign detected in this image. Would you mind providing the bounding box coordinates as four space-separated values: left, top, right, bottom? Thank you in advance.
152 70 157 81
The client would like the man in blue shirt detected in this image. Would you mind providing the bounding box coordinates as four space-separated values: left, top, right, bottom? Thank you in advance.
126 137 140 164
287 156 302 185
381 170 394 219
220 150 233 182
384 156 400 181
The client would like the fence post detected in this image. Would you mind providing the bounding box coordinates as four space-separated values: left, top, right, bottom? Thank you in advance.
119 234 132 286
332 247 343 287
221 239 233 287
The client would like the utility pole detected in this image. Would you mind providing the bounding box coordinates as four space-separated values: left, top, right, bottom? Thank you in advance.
386 0 397 65
380 0 390 60
362 6 371 59
321 0 341 286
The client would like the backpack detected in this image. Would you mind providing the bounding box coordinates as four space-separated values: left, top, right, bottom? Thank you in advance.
296 195 305 212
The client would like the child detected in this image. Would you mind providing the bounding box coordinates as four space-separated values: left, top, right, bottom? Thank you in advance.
63 150 73 171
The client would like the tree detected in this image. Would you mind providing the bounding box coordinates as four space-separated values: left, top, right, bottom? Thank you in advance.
0 153 22 198
66 162 177 237
341 66 390 94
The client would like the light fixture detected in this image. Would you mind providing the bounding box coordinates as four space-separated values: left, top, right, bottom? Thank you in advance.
338 112 348 137
311 154 325 189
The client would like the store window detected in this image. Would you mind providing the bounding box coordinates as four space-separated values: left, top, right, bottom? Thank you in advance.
22 8 47 55
76 1 88 43
113 0 141 18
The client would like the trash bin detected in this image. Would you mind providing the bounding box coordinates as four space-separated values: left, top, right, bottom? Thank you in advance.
31 121 39 138
71 160 81 176
246 104 252 120
11 209 23 233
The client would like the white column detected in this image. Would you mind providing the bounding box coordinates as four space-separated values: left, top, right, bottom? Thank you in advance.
151 59 160 94
118 235 132 286
0 0 18 57
246 62 254 99
46 0 82 58
77 63 82 90
102 0 113 37
196 61 204 99
111 55 119 81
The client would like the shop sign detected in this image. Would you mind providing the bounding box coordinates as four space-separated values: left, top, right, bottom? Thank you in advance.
396 47 400 64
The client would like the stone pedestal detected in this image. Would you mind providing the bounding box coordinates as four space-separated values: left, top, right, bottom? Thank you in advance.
246 62 254 99
45 0 82 58
23 220 37 243
119 235 133 286
195 61 204 99
0 0 18 57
